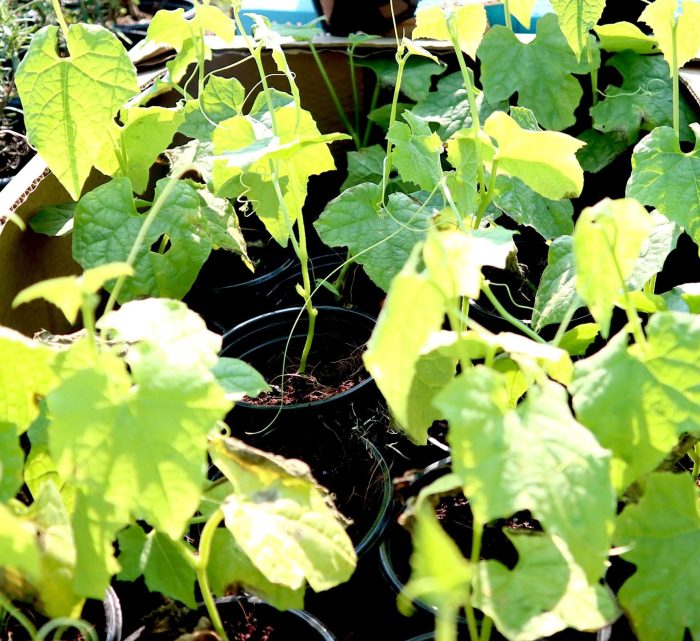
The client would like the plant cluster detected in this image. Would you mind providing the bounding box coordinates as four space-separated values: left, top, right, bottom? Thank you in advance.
2 0 700 640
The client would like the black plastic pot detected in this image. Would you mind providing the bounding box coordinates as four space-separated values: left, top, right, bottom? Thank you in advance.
122 594 336 641
312 0 418 36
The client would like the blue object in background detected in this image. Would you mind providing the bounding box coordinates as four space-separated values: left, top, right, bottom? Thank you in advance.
238 0 319 33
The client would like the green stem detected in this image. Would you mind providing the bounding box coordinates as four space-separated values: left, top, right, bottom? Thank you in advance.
435 610 458 641
362 81 381 147
349 43 362 141
691 445 700 482
503 0 513 31
479 615 494 641
464 517 484 641
439 176 468 232
447 20 485 199
474 160 499 229
332 250 353 295
587 40 598 107
380 50 407 204
0 592 38 640
309 42 360 148
550 297 581 347
103 167 192 316
671 19 680 139
482 282 546 344
37 618 98 641
50 0 70 41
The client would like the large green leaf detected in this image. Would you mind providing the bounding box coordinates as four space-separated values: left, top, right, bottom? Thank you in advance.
47 332 229 540
363 256 446 442
572 313 700 491
388 111 444 192
117 525 197 608
15 25 138 199
640 0 700 71
626 125 700 247
412 2 487 59
475 532 618 641
435 370 614 581
549 0 606 59
314 182 435 291
591 52 696 142
478 14 597 131
484 111 585 200
576 129 633 173
493 175 574 240
0 329 57 434
412 71 506 141
210 436 356 593
341 145 386 190
573 198 653 337
73 178 212 303
615 473 700 641
180 75 246 141
207 530 304 611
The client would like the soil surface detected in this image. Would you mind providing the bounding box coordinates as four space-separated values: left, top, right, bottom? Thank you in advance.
0 110 32 180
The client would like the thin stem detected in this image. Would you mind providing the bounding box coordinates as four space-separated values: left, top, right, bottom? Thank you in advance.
435 610 458 641
479 615 494 641
37 618 98 641
0 592 38 640
691 445 700 482
50 0 70 41
332 250 353 295
482 282 547 344
447 20 485 199
587 40 598 107
439 176 468 232
308 42 360 147
362 81 381 147
349 43 362 141
550 297 581 347
474 161 500 229
671 19 680 139
464 517 485 641
380 50 407 204
503 0 513 31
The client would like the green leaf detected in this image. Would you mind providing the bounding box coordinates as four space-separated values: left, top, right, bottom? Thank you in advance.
413 71 506 141
640 0 700 71
0 503 41 587
15 25 138 200
591 52 697 142
387 111 444 192
549 0 606 59
478 14 597 131
573 198 653 337
207 530 305 610
314 182 434 291
341 145 386 190
413 2 487 59
13 263 133 325
268 19 323 42
210 436 357 592
180 76 246 141
627 210 680 290
475 532 619 641
212 357 270 402
484 110 585 200
117 525 197 608
363 256 446 442
435 371 614 581
47 336 229 540
493 175 574 240
615 473 700 641
30 204 76 237
98 298 225 388
572 313 700 491
627 125 700 247
594 21 659 54
557 323 600 356
356 56 445 102
576 129 632 173
101 106 185 195
73 177 212 303
403 500 472 624
0 422 23 501
0 329 57 434
33 482 83 618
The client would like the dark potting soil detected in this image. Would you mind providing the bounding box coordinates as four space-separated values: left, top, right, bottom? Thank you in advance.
243 345 368 406
0 110 32 181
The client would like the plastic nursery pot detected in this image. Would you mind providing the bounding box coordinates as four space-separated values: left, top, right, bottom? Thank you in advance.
312 0 418 36
122 594 336 641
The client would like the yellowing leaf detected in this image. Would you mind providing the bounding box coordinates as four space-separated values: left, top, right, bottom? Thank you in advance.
15 25 138 200
550 0 606 59
13 263 133 325
594 22 659 54
413 2 488 59
484 111 585 200
641 0 700 71
573 198 653 337
509 0 537 29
